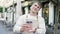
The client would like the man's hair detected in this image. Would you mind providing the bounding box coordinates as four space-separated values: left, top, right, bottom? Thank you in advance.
31 1 42 8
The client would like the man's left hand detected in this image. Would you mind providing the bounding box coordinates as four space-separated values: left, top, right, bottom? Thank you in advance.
29 28 37 33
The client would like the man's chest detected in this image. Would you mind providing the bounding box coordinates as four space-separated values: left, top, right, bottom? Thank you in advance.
23 16 39 28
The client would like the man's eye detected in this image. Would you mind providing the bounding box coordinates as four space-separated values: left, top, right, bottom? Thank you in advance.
35 5 37 6
37 7 39 8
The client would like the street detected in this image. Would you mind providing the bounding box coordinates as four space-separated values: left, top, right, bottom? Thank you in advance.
0 20 13 34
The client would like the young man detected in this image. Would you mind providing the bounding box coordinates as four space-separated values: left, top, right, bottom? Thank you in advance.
13 2 46 34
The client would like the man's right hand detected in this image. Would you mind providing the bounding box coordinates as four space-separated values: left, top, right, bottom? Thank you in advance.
20 24 32 32
20 24 28 32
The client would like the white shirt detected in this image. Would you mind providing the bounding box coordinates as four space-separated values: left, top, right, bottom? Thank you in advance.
13 14 46 34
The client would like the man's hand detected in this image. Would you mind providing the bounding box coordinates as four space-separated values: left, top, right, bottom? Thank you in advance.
20 24 28 32
20 23 37 33
29 28 37 33
20 24 32 32
24 24 32 32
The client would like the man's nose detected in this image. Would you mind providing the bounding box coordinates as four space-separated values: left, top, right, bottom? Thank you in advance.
34 7 38 9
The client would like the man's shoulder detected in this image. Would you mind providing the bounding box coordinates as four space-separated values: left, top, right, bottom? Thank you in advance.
18 14 27 18
38 16 44 20
38 16 43 18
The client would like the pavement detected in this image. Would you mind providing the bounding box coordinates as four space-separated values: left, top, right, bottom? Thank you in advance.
0 20 14 34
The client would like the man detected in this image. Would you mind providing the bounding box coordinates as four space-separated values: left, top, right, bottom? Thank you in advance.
13 1 46 34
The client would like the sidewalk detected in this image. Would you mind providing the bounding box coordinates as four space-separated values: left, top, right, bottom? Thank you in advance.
0 20 14 34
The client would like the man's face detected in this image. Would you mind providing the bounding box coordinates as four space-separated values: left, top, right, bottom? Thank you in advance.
30 3 41 13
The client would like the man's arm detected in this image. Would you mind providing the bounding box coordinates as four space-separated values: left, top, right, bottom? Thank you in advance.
35 17 46 34
13 16 24 33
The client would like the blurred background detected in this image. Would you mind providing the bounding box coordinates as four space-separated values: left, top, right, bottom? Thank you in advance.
0 0 60 34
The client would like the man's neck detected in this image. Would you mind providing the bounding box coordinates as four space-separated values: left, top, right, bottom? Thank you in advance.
29 11 38 16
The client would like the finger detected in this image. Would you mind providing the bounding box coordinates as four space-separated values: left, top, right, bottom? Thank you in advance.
22 25 28 28
22 23 27 26
25 28 33 32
